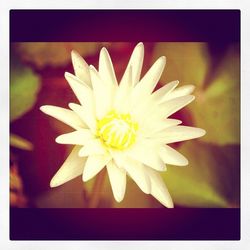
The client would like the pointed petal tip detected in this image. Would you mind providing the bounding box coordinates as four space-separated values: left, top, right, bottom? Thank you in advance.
68 102 73 108
71 50 78 57
171 94 195 104
132 42 144 58
89 64 97 72
160 55 166 63
68 102 77 110
82 173 87 182
64 71 72 80
82 173 90 182
155 56 166 66
39 105 54 114
181 158 189 166
182 85 196 95
199 128 206 137
153 190 174 208
190 84 196 91
136 42 144 48
190 95 196 101
180 84 196 94
55 136 62 144
161 195 174 208
100 47 108 54
160 80 179 90
39 105 46 113
158 165 167 172
191 127 206 138
114 195 123 203
50 178 59 188
65 72 82 83
176 159 189 167
168 202 174 208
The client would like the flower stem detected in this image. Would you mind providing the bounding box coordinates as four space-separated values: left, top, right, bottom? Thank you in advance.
88 168 106 208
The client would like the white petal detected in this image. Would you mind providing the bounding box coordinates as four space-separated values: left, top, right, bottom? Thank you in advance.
130 96 156 124
151 80 179 103
78 139 107 157
64 72 93 106
164 85 195 101
141 119 182 136
40 105 85 130
71 50 91 87
55 129 93 145
120 42 144 86
89 66 114 119
82 155 111 182
145 167 174 208
150 95 195 121
50 146 86 187
99 47 118 87
159 126 206 144
69 103 96 131
129 56 166 116
131 56 166 104
107 160 126 202
126 139 166 171
122 159 151 194
114 66 132 113
159 145 188 166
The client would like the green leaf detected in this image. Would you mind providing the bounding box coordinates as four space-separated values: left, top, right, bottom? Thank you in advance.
10 133 33 150
152 42 210 87
161 141 240 207
189 45 240 145
10 62 41 122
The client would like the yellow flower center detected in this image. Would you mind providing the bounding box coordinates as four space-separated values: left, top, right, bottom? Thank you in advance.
97 110 138 150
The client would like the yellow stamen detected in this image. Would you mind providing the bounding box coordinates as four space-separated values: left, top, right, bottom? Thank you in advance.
97 110 138 150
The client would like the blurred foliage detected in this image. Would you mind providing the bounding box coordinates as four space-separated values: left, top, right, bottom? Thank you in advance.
10 133 33 150
190 46 240 145
10 59 41 122
162 141 239 207
35 177 88 208
153 42 240 145
153 42 210 86
10 157 28 207
10 55 41 151
14 42 112 69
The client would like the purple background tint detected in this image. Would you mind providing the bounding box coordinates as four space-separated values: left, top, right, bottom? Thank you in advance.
10 208 240 240
10 10 240 240
10 10 240 42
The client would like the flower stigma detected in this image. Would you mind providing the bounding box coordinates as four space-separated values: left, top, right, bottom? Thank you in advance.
97 110 138 150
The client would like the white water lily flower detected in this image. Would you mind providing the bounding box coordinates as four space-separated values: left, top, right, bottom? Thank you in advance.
40 43 206 208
